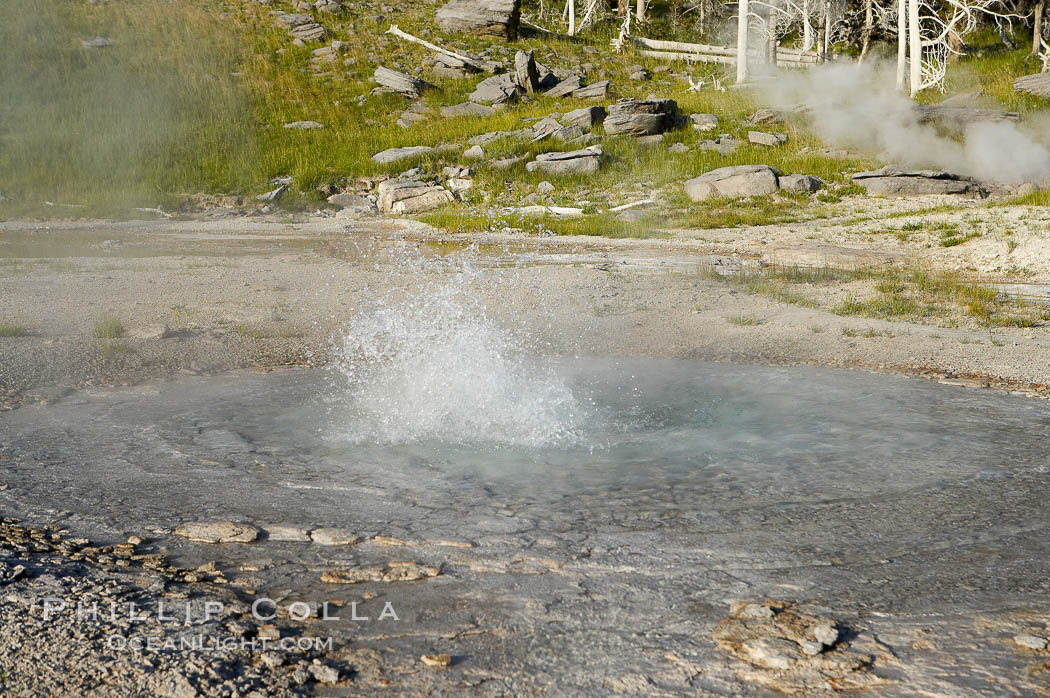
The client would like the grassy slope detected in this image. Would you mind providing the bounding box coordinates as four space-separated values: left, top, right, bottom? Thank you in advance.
0 1 1047 223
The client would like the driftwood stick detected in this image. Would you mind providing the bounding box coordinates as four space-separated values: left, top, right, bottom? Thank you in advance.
385 24 489 73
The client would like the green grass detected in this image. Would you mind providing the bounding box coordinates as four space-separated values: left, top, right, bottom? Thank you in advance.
0 323 27 337
725 314 761 326
92 315 125 339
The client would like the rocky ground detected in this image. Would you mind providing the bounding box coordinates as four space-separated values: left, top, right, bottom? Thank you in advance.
3 207 1050 695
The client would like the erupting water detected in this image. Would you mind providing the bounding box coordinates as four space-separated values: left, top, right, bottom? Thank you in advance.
334 241 586 448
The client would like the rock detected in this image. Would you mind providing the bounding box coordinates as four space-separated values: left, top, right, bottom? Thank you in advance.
310 664 340 684
668 143 690 154
852 167 984 197
553 125 584 142
309 528 362 546
514 50 540 93
545 75 583 98
127 324 171 340
572 80 610 99
440 102 496 118
314 0 341 13
446 177 473 193
321 561 441 584
81 37 113 49
469 130 517 146
778 174 823 193
470 73 522 105
264 525 313 542
421 654 452 667
257 185 288 202
810 621 839 646
685 165 780 201
748 131 788 146
561 106 606 130
530 117 564 139
537 181 555 194
690 113 718 132
290 22 326 42
1016 182 1038 196
397 111 427 128
329 193 376 217
638 134 664 145
436 0 521 40
799 640 824 656
1013 634 1048 650
371 146 434 165
604 98 679 136
377 181 454 214
745 108 783 125
525 146 602 175
174 521 260 544
463 145 485 159
913 104 1020 129
432 52 480 78
283 120 323 130
697 138 738 155
374 67 433 99
741 637 799 670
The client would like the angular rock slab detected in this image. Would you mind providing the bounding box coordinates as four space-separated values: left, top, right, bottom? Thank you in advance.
852 167 984 197
436 0 521 40
175 521 260 544
470 73 522 105
562 106 606 131
748 130 788 146
778 174 823 193
377 180 454 214
525 146 602 175
685 165 780 201
690 113 719 132
371 146 435 165
604 98 679 136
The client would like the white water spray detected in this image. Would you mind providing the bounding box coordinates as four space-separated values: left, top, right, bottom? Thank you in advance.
334 240 585 448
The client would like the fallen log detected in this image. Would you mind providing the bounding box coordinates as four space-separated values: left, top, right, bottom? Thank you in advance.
1013 72 1050 98
913 104 1021 128
385 24 489 73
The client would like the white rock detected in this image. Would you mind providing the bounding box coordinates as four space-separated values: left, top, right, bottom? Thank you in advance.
310 528 361 546
1014 634 1048 650
264 525 313 542
174 521 260 544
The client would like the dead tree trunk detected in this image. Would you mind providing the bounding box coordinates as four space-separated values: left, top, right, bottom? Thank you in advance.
908 0 922 96
768 0 778 65
737 0 750 82
816 0 827 62
896 0 907 90
636 0 646 21
618 0 629 16
859 0 873 62
1034 0 1045 56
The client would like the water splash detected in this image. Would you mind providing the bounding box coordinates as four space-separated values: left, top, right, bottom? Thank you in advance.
334 239 585 448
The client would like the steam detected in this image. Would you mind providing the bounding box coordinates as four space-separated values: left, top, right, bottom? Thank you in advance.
760 63 1050 184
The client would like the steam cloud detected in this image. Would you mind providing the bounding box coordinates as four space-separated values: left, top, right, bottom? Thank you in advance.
760 63 1050 185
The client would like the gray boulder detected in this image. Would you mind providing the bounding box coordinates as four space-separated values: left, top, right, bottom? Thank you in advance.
690 113 718 132
283 120 324 130
748 131 788 147
525 146 602 175
514 50 540 93
377 180 454 214
441 102 496 118
684 165 780 201
371 146 435 165
374 67 433 98
779 174 824 193
851 167 984 197
436 0 521 40
571 80 610 99
470 73 522 104
604 98 680 136
562 106 606 131
545 75 583 98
